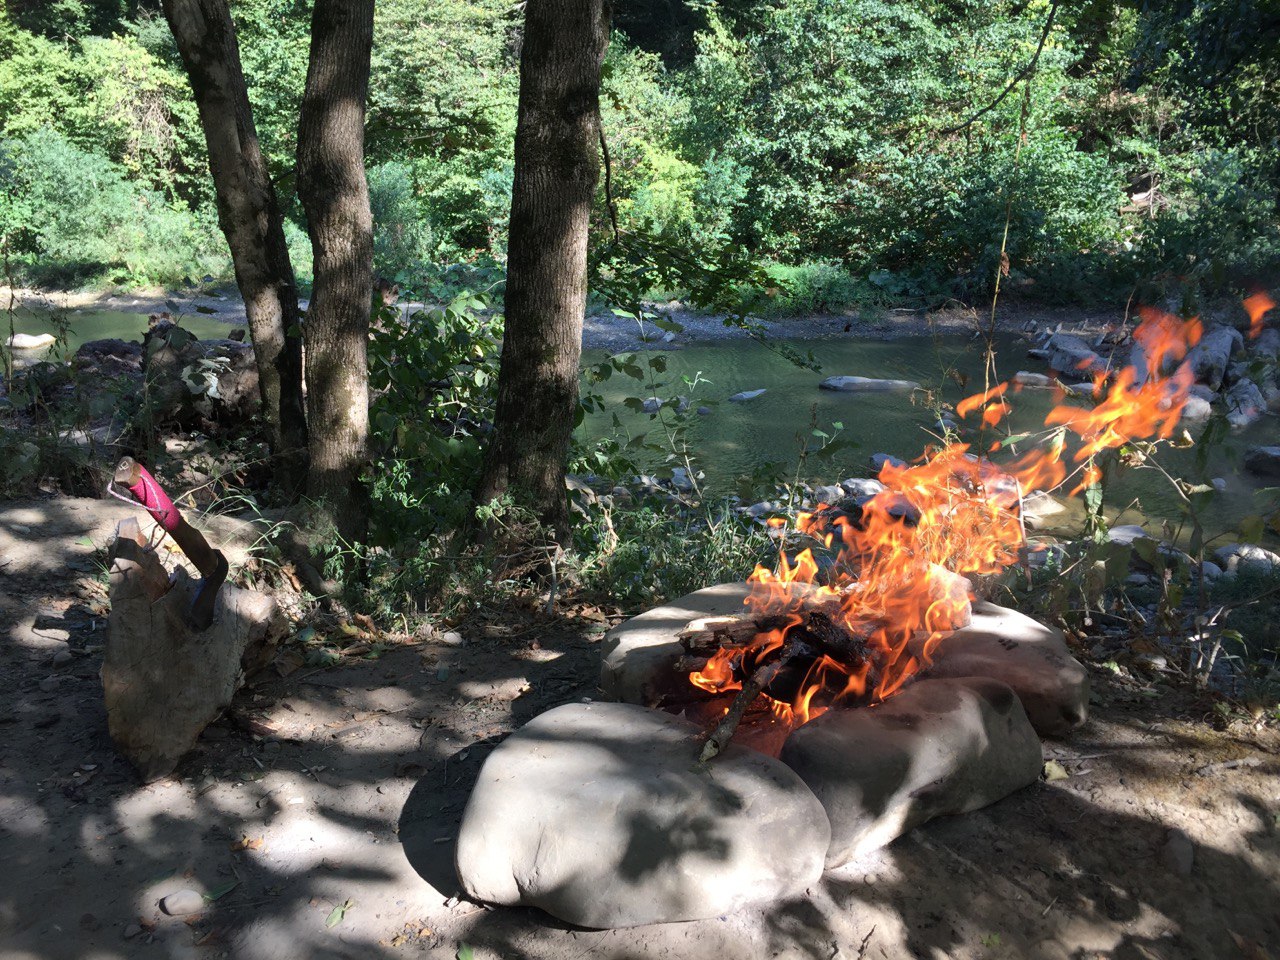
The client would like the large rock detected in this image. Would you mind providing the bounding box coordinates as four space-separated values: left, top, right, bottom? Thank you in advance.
1225 379 1266 428
909 601 1089 736
103 536 285 781
1185 326 1243 389
601 583 756 705
820 376 920 392
1252 328 1280 361
1045 334 1105 376
780 677 1042 868
1244 446 1280 479
7 332 56 350
454 702 830 927
1214 543 1280 575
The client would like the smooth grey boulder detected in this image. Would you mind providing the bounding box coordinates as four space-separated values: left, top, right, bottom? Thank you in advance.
1244 445 1280 479
1253 328 1280 361
1225 379 1266 428
1013 370 1055 388
1214 543 1280 574
1179 394 1213 421
455 702 830 928
601 583 754 705
820 375 920 392
1045 333 1104 376
729 388 766 402
780 677 1042 868
870 452 907 474
910 601 1088 736
1185 326 1243 389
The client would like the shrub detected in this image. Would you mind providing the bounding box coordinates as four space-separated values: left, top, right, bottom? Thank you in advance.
0 127 229 288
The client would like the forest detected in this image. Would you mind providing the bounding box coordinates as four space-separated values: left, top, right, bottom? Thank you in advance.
2 0 1277 305
1 2 1279 959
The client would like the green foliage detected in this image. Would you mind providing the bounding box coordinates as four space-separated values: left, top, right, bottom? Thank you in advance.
573 504 772 610
0 127 229 287
366 291 500 543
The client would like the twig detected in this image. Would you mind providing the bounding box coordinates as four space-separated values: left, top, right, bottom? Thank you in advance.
1194 757 1263 777
699 648 797 763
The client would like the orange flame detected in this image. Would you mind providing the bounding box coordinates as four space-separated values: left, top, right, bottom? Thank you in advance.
687 305 1216 739
1245 291 1276 340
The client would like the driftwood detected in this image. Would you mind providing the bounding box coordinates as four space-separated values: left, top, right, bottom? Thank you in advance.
102 526 286 781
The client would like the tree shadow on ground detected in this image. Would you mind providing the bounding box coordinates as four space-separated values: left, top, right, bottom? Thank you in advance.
2 495 1278 960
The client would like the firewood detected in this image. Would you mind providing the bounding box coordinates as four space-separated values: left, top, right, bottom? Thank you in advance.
677 615 758 652
698 645 802 763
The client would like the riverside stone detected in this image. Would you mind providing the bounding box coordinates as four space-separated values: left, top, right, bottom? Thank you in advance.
780 677 1042 868
1179 395 1213 421
1244 446 1280 479
840 477 885 498
819 376 921 392
1214 543 1280 574
909 601 1089 736
1225 379 1266 428
729 389 766 402
454 702 830 928
1045 334 1104 376
870 452 907 474
6 332 56 350
1013 370 1056 388
1185 326 1243 389
1253 328 1280 361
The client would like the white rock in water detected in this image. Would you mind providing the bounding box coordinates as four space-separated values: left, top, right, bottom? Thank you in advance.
819 375 920 392
780 677 1042 868
1180 395 1213 421
1013 370 1055 388
840 477 885 499
728 388 766 402
455 702 830 928
7 332 56 350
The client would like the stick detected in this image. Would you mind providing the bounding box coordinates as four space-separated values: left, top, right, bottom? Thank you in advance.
698 647 798 763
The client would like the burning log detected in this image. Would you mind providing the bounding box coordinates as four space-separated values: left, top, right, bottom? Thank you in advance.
699 647 800 763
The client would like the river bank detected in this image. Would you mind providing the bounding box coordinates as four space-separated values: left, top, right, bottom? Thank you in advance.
6 283 1249 353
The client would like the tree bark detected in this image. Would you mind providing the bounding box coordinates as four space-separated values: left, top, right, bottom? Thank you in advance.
476 0 611 544
161 0 308 474
296 0 376 544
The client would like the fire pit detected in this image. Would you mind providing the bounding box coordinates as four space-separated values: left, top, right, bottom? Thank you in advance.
452 305 1216 928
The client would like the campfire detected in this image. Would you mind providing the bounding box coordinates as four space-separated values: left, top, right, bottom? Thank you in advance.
671 304 1208 755
455 300 1272 929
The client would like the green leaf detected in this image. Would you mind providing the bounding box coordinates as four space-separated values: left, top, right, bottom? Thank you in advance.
1239 514 1265 543
325 899 352 929
999 433 1031 448
1043 761 1069 782
457 945 475 960
204 880 239 902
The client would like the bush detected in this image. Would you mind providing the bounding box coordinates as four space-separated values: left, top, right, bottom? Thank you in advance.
0 127 229 288
368 160 438 280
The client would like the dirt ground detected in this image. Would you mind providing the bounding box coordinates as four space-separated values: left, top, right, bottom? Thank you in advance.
1 496 1278 960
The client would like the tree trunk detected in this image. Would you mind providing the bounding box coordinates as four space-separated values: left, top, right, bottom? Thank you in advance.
161 0 308 475
296 0 376 544
476 0 611 544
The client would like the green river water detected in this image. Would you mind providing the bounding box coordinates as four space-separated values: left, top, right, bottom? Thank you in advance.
8 309 1276 542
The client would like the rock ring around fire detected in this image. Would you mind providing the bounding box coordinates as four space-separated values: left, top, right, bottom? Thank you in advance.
600 584 1088 738
454 701 830 928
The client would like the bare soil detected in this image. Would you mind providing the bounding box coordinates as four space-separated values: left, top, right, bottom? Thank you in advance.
1 496 1278 960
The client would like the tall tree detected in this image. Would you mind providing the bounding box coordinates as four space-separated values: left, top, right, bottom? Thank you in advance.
160 0 309 473
476 0 611 543
297 0 376 543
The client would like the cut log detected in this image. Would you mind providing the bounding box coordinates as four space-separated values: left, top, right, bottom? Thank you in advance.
676 615 759 652
102 533 286 781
